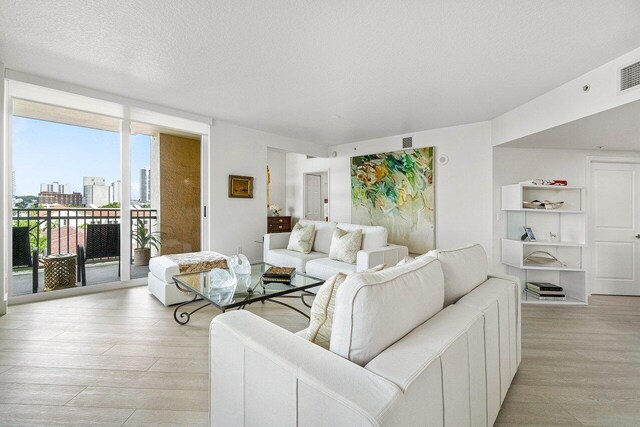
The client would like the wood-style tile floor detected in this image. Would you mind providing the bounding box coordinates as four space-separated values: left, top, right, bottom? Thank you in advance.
496 295 640 426
0 287 638 426
0 286 308 426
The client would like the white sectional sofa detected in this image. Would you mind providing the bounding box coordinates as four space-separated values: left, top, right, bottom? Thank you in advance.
210 244 521 426
263 220 409 280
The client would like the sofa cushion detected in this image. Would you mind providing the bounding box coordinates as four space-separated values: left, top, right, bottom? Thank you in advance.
328 227 363 264
264 249 326 273
298 220 337 254
307 264 385 349
306 257 358 280
427 244 488 306
307 272 348 349
336 223 387 251
330 257 445 366
287 222 316 254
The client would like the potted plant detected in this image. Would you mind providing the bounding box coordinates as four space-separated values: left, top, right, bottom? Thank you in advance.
132 220 162 266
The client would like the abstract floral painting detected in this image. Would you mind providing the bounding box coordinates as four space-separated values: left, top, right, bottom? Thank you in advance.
351 147 435 253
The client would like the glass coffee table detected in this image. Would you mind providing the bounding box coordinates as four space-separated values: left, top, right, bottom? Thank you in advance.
172 262 324 325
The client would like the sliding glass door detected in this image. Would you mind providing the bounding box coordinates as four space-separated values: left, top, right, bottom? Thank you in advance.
11 101 122 295
4 79 208 301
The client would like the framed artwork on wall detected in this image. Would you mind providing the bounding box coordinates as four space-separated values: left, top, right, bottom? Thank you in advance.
228 175 254 198
351 147 435 254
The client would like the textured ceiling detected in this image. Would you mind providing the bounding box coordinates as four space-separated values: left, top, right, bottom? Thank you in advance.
2 0 640 145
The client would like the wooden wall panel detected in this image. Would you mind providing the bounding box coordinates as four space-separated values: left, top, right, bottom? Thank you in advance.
159 133 201 255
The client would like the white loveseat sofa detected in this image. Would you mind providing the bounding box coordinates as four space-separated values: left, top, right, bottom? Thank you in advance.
263 220 409 280
210 244 521 426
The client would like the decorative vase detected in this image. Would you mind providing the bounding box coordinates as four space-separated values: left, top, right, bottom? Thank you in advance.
133 248 151 266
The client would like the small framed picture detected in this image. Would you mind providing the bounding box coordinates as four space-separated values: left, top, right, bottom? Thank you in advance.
523 227 536 241
229 175 254 198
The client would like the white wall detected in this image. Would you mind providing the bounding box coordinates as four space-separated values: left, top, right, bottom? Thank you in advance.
210 121 323 262
492 147 640 287
492 46 640 146
287 122 495 259
267 148 287 213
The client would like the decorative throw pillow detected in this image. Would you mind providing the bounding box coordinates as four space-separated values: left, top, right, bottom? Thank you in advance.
287 222 316 254
328 227 363 264
307 264 385 349
396 256 415 266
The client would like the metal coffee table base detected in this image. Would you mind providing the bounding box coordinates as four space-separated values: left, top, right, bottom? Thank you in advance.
172 286 314 325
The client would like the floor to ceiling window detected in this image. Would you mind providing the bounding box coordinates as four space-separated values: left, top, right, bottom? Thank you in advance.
11 101 122 295
4 78 208 301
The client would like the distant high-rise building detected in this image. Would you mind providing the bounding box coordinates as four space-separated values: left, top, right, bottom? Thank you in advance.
111 180 122 204
84 185 112 207
40 181 70 194
83 176 105 187
83 176 111 206
140 167 151 203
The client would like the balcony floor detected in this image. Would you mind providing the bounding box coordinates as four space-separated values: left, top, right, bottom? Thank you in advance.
11 262 150 297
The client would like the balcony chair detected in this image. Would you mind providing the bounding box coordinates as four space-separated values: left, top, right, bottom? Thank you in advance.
12 226 39 293
77 223 120 286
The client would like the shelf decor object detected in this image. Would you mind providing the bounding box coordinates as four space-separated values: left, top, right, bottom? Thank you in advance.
501 182 587 306
523 251 566 267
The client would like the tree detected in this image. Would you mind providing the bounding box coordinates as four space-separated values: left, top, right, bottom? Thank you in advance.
100 202 121 208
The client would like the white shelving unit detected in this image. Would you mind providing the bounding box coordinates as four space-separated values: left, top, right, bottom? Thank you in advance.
501 183 588 305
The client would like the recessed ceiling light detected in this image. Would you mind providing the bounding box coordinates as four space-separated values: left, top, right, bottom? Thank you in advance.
330 114 342 119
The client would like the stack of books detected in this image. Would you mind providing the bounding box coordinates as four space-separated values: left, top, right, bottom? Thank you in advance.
526 282 565 301
262 266 296 284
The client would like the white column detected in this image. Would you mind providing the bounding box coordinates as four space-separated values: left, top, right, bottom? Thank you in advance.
120 118 131 281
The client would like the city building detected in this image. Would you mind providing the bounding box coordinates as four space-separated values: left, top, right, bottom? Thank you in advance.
140 167 151 203
38 191 83 206
111 180 122 204
40 181 69 194
83 176 112 206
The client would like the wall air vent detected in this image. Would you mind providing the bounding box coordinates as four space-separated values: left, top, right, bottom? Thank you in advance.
402 137 413 149
620 60 640 92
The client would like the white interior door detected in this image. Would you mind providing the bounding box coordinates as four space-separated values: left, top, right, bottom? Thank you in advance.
591 161 640 295
305 174 322 220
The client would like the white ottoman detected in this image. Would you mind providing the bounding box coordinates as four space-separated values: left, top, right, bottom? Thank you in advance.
147 251 227 306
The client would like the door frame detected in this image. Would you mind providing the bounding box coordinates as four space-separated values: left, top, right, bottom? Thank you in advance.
586 155 640 295
302 170 330 222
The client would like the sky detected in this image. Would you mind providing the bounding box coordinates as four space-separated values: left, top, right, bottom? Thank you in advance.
12 117 151 200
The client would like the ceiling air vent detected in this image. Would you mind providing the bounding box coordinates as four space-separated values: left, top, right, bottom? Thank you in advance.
402 137 413 149
620 60 640 92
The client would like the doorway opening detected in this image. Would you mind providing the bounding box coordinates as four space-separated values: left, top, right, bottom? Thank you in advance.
303 172 329 221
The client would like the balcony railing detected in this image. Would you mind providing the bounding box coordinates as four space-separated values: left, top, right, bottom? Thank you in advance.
12 208 158 262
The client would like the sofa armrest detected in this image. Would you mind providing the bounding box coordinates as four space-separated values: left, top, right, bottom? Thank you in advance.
489 273 522 367
488 273 520 287
210 311 401 426
356 244 409 272
263 232 291 260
